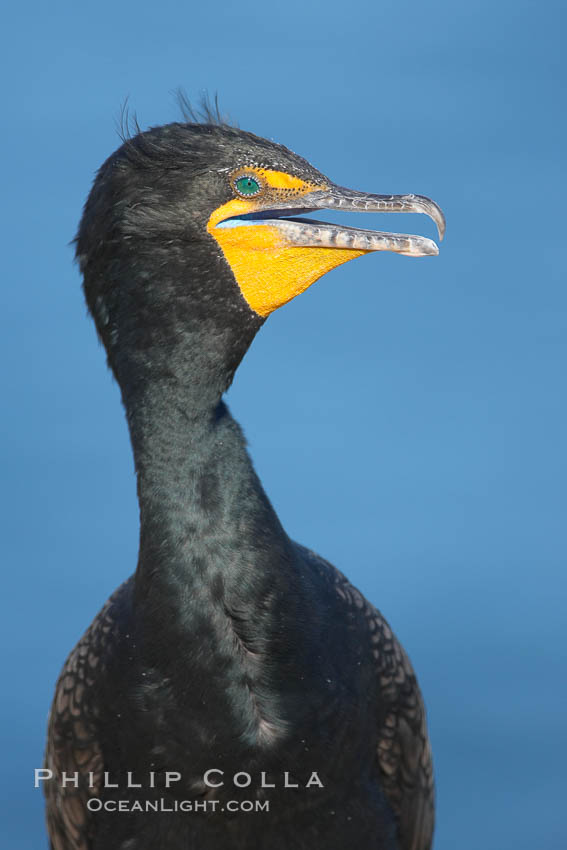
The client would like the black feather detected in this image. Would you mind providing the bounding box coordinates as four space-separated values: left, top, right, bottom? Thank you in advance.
46 119 434 850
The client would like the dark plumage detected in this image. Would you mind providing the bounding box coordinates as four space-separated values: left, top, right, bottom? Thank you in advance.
44 117 439 850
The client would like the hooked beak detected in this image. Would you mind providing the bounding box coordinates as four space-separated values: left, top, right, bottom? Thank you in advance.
217 185 445 257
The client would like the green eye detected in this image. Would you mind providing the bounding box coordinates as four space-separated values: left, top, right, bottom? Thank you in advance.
235 175 261 196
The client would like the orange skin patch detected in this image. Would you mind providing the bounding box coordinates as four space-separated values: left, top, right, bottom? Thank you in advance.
208 169 367 317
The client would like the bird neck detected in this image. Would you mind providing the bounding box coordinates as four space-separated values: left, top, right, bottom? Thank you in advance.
123 369 296 643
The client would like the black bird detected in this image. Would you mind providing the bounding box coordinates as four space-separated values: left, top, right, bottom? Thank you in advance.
44 112 445 850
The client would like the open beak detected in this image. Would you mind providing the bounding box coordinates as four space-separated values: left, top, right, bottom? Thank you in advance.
210 178 446 316
218 185 445 257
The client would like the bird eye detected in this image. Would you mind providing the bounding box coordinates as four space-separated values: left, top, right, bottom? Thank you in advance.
235 175 261 196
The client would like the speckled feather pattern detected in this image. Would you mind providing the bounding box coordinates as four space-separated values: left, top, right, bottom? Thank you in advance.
45 551 433 850
45 584 126 850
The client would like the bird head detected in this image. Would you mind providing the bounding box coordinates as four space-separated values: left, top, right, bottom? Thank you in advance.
77 120 444 396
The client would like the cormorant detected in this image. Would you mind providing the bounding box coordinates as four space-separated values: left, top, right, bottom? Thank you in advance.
44 113 445 850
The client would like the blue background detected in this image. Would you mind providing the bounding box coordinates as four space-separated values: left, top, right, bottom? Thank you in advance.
2 1 565 847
